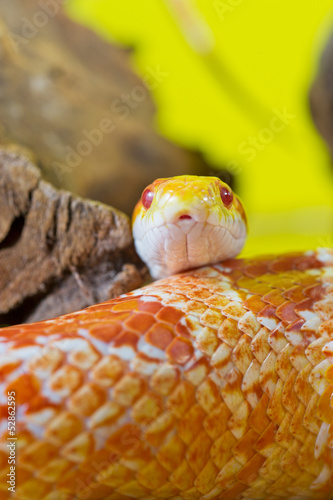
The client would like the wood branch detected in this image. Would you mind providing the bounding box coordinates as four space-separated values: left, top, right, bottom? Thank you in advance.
0 146 148 325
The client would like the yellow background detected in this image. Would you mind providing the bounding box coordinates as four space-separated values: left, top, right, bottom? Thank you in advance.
67 0 333 256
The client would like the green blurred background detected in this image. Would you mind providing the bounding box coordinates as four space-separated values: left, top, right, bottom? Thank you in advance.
67 0 333 256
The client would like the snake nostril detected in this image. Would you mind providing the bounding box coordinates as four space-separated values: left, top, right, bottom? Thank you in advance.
179 215 192 220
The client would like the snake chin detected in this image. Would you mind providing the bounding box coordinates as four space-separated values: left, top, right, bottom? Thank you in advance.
133 219 246 280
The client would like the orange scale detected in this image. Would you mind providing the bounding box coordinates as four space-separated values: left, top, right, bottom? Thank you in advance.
16 428 35 446
168 380 196 417
173 285 197 295
327 422 333 450
121 311 155 334
52 319 83 331
0 450 7 470
86 303 115 312
49 365 83 397
26 395 59 414
221 483 248 500
220 258 245 270
112 299 140 312
317 385 333 423
270 254 302 272
296 254 323 270
261 273 296 290
82 311 131 324
79 448 121 474
14 478 52 499
222 270 245 283
7 373 40 404
184 357 210 386
243 260 271 278
19 441 58 470
282 286 306 303
257 304 277 321
86 312 130 325
0 326 24 335
9 330 40 342
325 365 333 384
243 295 267 314
3 470 34 492
121 448 154 472
106 295 140 305
145 323 175 350
0 404 8 420
58 469 113 498
0 359 21 381
294 297 315 314
262 289 286 307
106 423 142 455
255 272 276 284
276 277 299 291
138 301 163 315
46 323 80 335
186 288 211 301
175 321 192 340
290 255 316 271
249 282 272 296
303 284 325 300
294 273 320 287
237 277 271 296
166 337 194 365
12 322 47 333
12 338 40 349
236 453 266 486
60 310 87 320
44 412 83 445
111 330 140 349
90 323 122 343
285 318 305 332
69 383 107 417
233 276 255 289
276 301 299 324
156 306 184 325
37 458 74 485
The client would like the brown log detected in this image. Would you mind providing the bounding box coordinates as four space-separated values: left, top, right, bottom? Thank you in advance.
0 146 148 325
0 0 221 216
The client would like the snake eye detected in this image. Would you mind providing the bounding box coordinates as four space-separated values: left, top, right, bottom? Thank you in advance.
219 186 233 208
142 188 154 209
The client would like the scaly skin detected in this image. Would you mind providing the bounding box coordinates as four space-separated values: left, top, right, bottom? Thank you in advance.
132 176 247 279
0 250 333 499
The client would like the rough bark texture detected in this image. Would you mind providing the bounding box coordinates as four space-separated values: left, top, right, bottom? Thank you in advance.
0 0 221 216
0 146 148 325
310 32 333 157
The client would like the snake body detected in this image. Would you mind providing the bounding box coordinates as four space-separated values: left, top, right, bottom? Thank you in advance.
0 178 333 499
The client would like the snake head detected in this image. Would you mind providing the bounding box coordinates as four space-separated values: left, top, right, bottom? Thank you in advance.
132 175 247 279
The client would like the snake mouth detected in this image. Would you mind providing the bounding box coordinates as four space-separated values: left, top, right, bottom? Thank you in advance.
179 215 192 220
